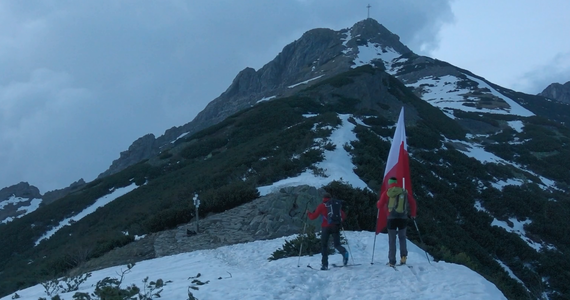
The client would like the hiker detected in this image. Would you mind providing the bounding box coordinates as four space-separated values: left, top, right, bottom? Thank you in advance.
307 192 349 270
377 177 417 267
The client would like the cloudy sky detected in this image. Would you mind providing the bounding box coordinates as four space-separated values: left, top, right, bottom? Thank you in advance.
1 0 569 193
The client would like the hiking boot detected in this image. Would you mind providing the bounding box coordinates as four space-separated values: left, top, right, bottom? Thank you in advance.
400 256 407 265
321 265 329 270
343 252 349 266
386 262 395 267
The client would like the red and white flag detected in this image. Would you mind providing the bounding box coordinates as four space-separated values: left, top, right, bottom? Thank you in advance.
375 107 417 234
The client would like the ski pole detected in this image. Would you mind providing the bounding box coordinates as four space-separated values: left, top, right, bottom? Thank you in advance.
371 208 380 264
413 218 431 264
297 202 310 267
341 225 354 265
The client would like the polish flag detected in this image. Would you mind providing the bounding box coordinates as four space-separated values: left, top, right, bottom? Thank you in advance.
375 107 417 234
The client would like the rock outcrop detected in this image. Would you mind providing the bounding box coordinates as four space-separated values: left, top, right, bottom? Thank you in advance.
539 81 570 104
70 185 324 275
0 182 41 201
0 182 42 223
42 179 87 205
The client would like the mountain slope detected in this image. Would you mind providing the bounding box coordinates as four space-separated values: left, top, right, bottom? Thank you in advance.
2 18 570 300
98 18 568 180
1 65 567 299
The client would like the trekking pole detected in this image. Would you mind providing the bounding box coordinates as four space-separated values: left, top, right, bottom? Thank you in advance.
297 202 310 267
371 208 379 264
412 218 431 264
341 225 354 265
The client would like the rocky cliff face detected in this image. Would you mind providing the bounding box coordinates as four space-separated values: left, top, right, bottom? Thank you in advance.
42 179 86 205
98 134 159 178
100 16 531 178
98 18 413 178
539 81 570 104
0 182 42 223
0 182 41 201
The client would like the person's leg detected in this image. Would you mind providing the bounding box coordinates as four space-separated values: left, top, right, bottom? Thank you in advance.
331 225 347 254
395 219 408 263
398 226 408 256
387 219 397 265
321 227 331 268
331 225 348 265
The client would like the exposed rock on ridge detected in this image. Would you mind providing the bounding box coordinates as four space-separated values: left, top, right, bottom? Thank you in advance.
539 81 570 104
0 182 41 223
42 179 86 205
99 18 412 178
70 185 323 275
0 182 41 201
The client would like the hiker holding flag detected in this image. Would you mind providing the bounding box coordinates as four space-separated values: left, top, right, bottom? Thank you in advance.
374 107 417 267
377 177 416 266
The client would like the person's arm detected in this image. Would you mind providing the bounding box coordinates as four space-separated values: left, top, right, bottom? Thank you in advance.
307 203 324 220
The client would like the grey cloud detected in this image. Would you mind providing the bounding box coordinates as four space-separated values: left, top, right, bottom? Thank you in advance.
519 52 570 94
0 0 454 192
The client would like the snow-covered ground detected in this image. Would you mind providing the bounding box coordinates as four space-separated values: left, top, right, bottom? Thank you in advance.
1 231 506 300
0 196 41 224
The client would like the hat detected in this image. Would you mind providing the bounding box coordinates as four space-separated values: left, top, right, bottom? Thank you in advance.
323 192 331 199
388 177 398 185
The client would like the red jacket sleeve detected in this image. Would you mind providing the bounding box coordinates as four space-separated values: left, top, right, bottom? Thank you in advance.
307 203 326 220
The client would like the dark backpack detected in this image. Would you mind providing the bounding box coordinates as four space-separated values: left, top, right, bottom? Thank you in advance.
325 198 343 225
387 191 409 218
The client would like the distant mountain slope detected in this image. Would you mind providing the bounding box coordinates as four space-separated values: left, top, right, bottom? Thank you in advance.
0 182 41 224
0 180 86 224
539 81 570 103
99 18 567 179
2 18 570 300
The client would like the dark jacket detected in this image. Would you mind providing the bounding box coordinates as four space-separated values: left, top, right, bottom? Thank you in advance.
308 197 347 227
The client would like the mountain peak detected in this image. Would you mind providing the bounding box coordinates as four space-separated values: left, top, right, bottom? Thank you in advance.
0 182 41 200
348 18 411 55
539 80 570 103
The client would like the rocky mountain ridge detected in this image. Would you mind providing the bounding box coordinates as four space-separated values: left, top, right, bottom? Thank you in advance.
2 18 570 299
98 18 569 181
539 81 570 103
0 183 41 223
0 182 41 201
98 18 413 177
0 180 86 224
2 19 568 197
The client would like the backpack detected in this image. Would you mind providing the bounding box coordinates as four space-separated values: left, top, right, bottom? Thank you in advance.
324 198 343 225
387 191 409 218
